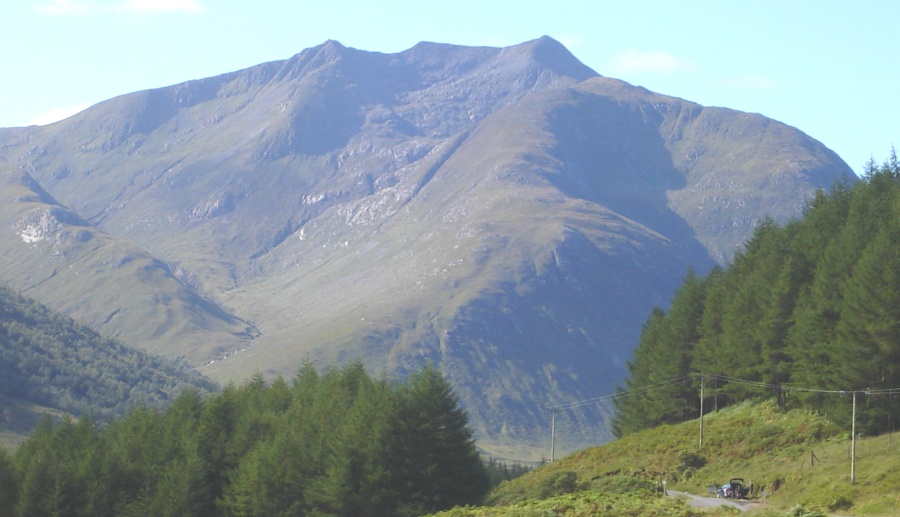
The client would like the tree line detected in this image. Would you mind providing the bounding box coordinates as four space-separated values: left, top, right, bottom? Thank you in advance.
0 285 216 424
0 361 492 517
614 151 900 437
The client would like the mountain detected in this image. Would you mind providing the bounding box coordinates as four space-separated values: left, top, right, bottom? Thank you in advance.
0 37 853 458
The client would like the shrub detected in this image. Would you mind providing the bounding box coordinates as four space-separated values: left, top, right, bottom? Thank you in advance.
787 504 826 517
827 495 853 512
677 451 708 470
590 475 656 494
537 470 578 498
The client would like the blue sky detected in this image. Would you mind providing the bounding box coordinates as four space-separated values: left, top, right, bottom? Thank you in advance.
2 0 896 174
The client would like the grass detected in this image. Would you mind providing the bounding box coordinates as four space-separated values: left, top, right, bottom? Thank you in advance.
479 400 900 516
431 490 720 517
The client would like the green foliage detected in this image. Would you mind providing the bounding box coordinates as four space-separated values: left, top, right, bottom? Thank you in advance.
5 362 489 517
0 284 215 434
537 470 579 498
676 451 707 470
0 445 17 516
484 399 900 516
429 489 705 517
787 505 826 517
827 494 853 512
482 457 532 487
613 271 707 436
675 450 707 480
492 401 841 508
387 366 490 516
616 151 900 437
588 475 656 494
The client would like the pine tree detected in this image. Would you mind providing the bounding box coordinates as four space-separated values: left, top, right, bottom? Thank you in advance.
613 270 707 435
658 270 706 420
613 307 668 436
0 444 17 516
317 374 394 517
834 224 900 433
388 365 489 516
12 416 105 517
195 386 240 515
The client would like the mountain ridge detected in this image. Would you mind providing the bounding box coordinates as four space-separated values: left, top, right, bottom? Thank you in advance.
0 37 853 458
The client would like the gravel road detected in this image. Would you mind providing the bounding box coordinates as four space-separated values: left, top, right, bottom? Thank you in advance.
667 490 751 512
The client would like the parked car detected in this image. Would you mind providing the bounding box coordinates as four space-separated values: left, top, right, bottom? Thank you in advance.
717 478 747 499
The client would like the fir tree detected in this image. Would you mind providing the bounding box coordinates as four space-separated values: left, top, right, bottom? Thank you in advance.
388 365 489 516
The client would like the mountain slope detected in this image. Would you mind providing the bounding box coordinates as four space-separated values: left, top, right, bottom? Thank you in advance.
0 37 853 457
0 284 216 446
0 158 257 363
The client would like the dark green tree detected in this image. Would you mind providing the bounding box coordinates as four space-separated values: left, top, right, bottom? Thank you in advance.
833 224 900 433
614 270 707 435
0 445 17 517
195 386 240 515
315 373 394 517
387 365 489 516
13 416 107 517
613 308 668 436
4 361 492 517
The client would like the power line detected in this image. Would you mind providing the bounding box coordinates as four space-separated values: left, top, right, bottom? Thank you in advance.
701 373 900 396
546 372 900 482
547 375 695 410
548 373 900 412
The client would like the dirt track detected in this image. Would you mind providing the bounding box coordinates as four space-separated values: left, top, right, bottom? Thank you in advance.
667 490 753 512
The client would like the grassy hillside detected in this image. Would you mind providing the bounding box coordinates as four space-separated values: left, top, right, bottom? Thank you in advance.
476 401 900 516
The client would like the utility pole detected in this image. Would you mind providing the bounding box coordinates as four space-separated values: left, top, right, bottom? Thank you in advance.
550 409 558 462
851 391 857 485
699 376 704 449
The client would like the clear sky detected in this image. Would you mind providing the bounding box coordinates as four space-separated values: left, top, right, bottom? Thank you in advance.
2 0 896 174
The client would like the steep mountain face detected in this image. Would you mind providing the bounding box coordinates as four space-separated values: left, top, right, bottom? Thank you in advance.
0 37 853 458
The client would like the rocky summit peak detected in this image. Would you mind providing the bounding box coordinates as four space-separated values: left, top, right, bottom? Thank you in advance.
276 39 356 79
313 39 351 60
514 35 598 80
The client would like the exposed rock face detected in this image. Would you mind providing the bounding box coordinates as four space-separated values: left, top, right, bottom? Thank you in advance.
0 37 853 458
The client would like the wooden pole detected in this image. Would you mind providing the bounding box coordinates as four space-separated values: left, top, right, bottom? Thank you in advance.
851 392 857 485
699 376 704 449
550 409 558 462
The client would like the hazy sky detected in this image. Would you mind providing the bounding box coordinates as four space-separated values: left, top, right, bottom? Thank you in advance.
2 0 896 174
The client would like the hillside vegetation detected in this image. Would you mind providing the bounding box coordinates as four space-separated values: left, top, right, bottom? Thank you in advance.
0 285 216 446
0 363 488 517
472 401 898 516
615 152 900 438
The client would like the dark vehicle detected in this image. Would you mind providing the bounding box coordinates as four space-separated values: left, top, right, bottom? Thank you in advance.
717 478 747 499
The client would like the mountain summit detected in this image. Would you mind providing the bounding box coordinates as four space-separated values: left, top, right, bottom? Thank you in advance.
0 37 852 458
